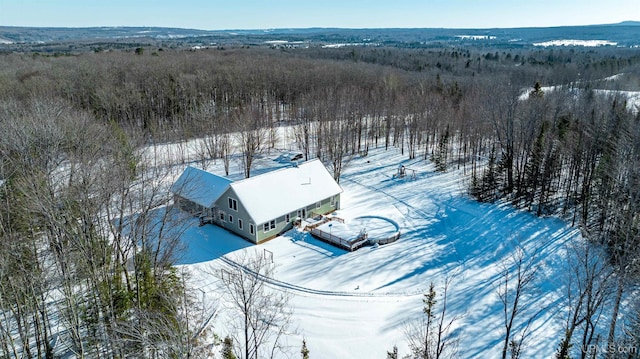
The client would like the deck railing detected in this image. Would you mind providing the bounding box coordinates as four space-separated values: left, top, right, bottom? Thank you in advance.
310 227 368 251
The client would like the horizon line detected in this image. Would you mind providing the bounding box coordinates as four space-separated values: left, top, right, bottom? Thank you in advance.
1 20 639 32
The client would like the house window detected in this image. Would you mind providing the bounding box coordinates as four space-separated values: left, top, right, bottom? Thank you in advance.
238 219 243 230
263 220 276 232
316 201 321 209
219 212 225 221
286 214 290 223
228 198 238 211
229 215 233 223
331 196 336 205
250 224 254 235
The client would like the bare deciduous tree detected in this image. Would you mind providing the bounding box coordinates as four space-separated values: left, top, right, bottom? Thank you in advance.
404 279 460 359
497 247 540 359
556 239 613 359
234 102 267 179
214 250 294 359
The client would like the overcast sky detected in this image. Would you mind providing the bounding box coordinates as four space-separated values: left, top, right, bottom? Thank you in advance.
1 0 638 29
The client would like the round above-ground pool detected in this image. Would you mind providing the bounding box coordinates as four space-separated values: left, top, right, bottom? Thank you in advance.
350 216 400 244
311 215 401 251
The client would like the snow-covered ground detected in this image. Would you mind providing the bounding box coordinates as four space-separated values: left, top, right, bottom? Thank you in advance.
176 146 582 358
518 78 640 113
533 39 618 47
455 35 497 40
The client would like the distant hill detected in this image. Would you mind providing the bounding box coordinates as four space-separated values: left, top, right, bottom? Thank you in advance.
1 22 639 52
612 21 640 26
0 26 214 43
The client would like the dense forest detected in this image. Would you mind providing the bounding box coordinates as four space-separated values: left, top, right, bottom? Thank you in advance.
1 43 640 358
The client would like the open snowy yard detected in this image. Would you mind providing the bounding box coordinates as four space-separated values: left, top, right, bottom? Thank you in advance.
178 147 581 358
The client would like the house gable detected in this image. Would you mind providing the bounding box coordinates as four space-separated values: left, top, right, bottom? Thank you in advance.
214 186 258 243
230 159 343 225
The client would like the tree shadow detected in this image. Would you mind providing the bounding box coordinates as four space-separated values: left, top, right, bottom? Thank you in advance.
175 219 253 265
287 229 347 258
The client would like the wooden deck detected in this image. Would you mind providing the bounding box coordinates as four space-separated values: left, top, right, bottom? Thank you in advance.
310 225 368 252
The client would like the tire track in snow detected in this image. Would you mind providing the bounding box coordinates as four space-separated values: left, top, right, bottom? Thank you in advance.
216 253 424 298
340 176 433 224
342 172 470 273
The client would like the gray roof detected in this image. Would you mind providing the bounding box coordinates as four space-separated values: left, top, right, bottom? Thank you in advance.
171 166 232 208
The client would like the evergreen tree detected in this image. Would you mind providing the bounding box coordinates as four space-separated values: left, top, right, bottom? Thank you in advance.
432 126 450 172
222 336 236 359
554 334 572 359
301 339 310 359
386 345 398 359
473 145 502 202
522 120 548 209
529 82 544 98
405 281 458 359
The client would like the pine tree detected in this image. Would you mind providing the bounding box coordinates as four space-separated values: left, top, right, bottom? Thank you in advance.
222 336 236 359
386 345 398 359
423 283 437 321
301 339 310 359
554 334 572 359
529 81 544 98
470 172 482 200
477 145 501 202
432 126 450 172
522 120 548 209
405 281 458 359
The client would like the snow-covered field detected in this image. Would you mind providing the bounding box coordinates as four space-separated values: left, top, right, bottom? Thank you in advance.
519 79 640 114
533 39 618 47
175 145 582 358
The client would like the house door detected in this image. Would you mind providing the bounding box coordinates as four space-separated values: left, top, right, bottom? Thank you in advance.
301 208 306 218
